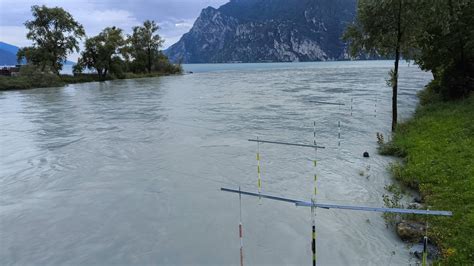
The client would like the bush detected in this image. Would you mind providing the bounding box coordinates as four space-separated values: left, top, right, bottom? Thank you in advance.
427 62 474 101
0 65 64 90
19 65 64 87
418 80 442 106
60 73 107 84
0 76 32 90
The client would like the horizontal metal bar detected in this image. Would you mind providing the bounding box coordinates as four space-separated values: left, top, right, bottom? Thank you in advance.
221 187 453 217
309 101 346 106
295 202 452 216
221 187 305 205
248 139 325 149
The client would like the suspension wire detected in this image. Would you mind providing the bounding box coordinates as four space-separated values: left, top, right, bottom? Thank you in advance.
310 100 346 106
249 139 325 149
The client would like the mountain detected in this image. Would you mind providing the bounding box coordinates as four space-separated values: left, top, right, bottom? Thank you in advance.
0 41 75 66
0 42 21 65
165 0 357 63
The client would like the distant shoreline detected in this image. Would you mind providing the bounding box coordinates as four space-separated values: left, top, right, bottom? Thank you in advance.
0 72 181 91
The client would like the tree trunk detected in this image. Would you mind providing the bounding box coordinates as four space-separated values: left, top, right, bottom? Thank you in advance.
147 47 152 73
392 0 403 132
392 50 400 132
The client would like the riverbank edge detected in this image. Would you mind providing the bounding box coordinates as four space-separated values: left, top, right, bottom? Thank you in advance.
0 72 182 91
379 88 474 264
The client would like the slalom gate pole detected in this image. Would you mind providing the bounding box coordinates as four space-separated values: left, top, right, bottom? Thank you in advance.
422 236 428 266
256 136 261 200
312 121 318 266
239 187 244 266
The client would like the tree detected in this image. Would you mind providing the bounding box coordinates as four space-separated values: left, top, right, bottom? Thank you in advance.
127 20 164 73
411 0 473 99
76 27 125 79
17 5 85 74
344 0 416 132
17 46 51 70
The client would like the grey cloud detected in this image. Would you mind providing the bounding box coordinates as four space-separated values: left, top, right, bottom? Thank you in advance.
0 0 229 49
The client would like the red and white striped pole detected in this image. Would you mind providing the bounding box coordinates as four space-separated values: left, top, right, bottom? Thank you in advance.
239 187 244 266
312 121 318 266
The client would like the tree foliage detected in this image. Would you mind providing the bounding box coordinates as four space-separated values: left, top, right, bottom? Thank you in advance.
74 22 180 79
13 5 182 83
343 0 416 59
345 0 473 105
411 0 474 99
344 0 416 131
126 20 165 73
75 27 126 79
17 5 85 74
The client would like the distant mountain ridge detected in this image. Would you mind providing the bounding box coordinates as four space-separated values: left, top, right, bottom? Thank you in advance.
0 42 22 65
0 41 75 66
165 0 357 63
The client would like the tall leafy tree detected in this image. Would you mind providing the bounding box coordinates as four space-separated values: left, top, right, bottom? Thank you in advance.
17 5 85 74
127 20 164 73
411 0 473 99
16 46 50 70
344 0 416 132
76 27 125 79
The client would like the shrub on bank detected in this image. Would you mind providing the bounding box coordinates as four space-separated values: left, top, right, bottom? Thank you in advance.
0 65 182 91
0 65 64 90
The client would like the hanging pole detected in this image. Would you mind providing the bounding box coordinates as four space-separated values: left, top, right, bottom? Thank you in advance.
257 136 262 199
312 121 317 266
313 121 318 199
422 236 428 266
312 220 316 266
350 98 353 116
374 97 377 118
239 187 244 266
338 121 341 148
422 209 429 266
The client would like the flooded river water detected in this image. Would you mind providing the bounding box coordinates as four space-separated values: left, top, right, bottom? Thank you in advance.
0 61 432 265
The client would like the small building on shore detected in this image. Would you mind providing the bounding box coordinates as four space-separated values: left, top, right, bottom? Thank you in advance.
0 65 21 76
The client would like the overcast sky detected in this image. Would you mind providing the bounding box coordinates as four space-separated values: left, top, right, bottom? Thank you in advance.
0 0 229 60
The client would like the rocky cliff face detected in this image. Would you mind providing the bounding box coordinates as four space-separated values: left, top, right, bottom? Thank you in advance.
165 0 356 63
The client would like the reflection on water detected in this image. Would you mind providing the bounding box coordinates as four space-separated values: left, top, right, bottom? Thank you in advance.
0 61 432 265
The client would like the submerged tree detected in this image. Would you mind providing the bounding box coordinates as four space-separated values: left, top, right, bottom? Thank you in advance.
126 20 164 73
76 27 126 79
344 0 416 132
17 5 85 74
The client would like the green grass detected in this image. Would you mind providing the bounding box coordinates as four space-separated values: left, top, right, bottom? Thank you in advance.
383 92 474 263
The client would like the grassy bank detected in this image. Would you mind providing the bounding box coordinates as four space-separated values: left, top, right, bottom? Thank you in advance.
381 90 473 263
0 70 182 91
